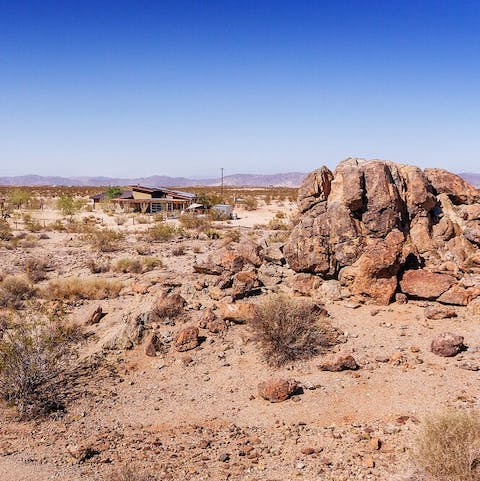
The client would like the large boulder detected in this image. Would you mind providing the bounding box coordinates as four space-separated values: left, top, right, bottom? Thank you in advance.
284 158 480 305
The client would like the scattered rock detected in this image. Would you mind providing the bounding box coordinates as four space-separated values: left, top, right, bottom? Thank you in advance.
257 378 298 403
86 305 103 325
431 332 465 357
424 306 457 320
400 270 455 300
318 354 358 372
174 326 200 352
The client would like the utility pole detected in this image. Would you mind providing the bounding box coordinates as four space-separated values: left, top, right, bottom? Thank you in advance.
220 167 224 204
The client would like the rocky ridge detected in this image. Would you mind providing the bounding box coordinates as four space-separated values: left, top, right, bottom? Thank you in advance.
284 158 480 305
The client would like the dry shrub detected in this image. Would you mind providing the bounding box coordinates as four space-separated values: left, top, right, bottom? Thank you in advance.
179 213 211 231
44 277 122 300
89 229 125 252
250 295 334 367
243 196 258 211
113 257 143 274
144 222 177 242
0 275 36 309
172 245 186 256
222 228 241 245
86 259 111 274
414 410 480 481
25 257 49 282
134 243 152 255
134 215 149 224
0 319 79 418
0 220 12 241
141 256 163 271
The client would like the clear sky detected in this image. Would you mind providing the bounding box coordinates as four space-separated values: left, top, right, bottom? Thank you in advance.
1 0 480 177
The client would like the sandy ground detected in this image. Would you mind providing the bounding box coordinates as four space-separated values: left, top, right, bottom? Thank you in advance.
0 200 478 480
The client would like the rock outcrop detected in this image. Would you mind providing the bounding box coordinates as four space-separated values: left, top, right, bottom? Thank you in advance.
285 158 480 305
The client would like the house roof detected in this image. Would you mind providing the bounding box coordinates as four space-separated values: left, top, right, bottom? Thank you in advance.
91 186 196 201
90 190 133 200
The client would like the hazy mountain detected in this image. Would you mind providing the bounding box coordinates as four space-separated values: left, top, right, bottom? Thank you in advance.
0 172 307 187
459 173 480 188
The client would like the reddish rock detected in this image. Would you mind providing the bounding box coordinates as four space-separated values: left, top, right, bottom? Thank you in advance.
152 292 186 320
431 332 465 357
206 318 226 334
232 271 259 300
395 293 408 304
86 305 103 325
174 326 199 352
145 333 162 357
399 270 455 300
424 306 457 320
437 285 480 306
289 273 322 296
298 166 334 213
257 378 298 403
318 354 358 372
195 309 216 328
235 239 263 267
424 168 480 205
217 301 256 323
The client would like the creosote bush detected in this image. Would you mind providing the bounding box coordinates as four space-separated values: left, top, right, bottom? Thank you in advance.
0 319 80 418
250 294 334 367
414 410 480 481
144 222 177 242
113 257 162 274
44 277 123 301
0 219 13 241
89 228 125 252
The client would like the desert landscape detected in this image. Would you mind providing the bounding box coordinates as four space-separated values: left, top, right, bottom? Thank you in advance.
0 157 479 481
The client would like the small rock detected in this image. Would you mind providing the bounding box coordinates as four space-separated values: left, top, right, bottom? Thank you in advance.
174 326 200 352
431 332 465 357
425 306 457 320
257 378 298 403
318 354 358 372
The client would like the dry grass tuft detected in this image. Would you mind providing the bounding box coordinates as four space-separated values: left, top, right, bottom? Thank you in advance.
414 410 480 481
250 294 335 367
24 257 50 282
44 277 123 300
0 275 36 309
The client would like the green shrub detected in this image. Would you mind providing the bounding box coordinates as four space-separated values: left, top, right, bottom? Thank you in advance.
144 222 177 242
89 228 125 252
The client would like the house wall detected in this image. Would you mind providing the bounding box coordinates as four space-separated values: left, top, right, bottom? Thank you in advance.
132 191 152 200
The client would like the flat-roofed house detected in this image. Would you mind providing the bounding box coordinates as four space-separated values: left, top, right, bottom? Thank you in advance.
90 186 196 214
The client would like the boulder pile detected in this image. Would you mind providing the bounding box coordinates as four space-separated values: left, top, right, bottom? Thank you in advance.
284 158 480 305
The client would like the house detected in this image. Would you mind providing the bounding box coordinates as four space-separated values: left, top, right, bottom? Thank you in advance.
90 186 196 214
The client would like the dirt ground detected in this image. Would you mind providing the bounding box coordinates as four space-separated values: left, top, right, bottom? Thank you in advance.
0 198 478 481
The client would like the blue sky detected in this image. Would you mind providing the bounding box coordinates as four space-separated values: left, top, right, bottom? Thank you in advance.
1 0 480 177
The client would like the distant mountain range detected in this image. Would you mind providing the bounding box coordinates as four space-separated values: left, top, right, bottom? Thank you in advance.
0 171 478 188
459 173 480 188
0 172 307 188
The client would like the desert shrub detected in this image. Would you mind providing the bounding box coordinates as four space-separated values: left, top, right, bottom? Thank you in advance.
44 277 122 300
113 257 143 274
25 257 49 282
89 228 125 252
250 295 334 367
414 410 480 481
134 243 152 255
223 229 241 244
179 213 211 230
0 220 12 241
267 218 290 230
205 228 220 239
57 194 82 218
134 215 149 225
22 214 42 233
86 259 111 274
141 257 163 271
48 219 67 232
144 222 177 242
0 275 36 309
243 196 258 211
115 215 127 226
0 319 78 418
172 245 186 256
